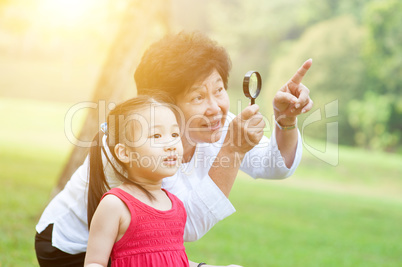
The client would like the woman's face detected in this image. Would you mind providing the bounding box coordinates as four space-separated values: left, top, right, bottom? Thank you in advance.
175 69 230 146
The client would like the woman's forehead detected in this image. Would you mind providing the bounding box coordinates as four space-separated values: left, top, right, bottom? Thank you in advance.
194 70 222 86
183 70 224 95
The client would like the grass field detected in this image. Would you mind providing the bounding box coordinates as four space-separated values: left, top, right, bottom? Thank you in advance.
1 97 401 266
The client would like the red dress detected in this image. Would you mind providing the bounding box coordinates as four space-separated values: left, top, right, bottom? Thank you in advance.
102 188 189 267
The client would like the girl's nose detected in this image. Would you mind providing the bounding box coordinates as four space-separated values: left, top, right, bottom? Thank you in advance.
164 143 177 152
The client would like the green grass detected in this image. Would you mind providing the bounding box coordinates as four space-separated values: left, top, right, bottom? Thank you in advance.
1 97 401 266
0 98 80 266
186 178 402 267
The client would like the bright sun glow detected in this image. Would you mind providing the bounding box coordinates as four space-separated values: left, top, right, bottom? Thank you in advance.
38 0 99 28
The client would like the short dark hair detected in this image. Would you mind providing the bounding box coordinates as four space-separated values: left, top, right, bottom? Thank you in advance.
134 31 232 98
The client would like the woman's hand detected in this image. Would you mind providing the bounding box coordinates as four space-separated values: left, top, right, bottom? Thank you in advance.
224 104 265 156
273 59 313 125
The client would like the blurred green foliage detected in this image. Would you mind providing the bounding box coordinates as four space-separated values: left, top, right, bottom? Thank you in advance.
208 0 402 152
360 0 402 150
0 0 400 151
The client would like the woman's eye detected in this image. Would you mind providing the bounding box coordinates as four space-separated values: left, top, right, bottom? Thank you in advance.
172 133 179 138
152 134 161 138
216 87 225 95
192 95 203 102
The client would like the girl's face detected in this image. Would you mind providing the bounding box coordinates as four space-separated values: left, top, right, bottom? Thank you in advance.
125 105 183 181
175 69 230 146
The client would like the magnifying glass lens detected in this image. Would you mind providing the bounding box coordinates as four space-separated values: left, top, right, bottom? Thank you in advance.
243 70 262 105
249 73 259 97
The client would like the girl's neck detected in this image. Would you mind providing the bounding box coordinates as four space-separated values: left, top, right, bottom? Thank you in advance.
123 170 163 193
120 182 172 211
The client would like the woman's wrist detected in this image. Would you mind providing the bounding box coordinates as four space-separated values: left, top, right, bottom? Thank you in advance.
223 144 247 161
275 118 297 131
274 113 297 128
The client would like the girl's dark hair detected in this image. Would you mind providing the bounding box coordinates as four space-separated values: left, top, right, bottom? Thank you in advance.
134 31 232 98
87 95 174 227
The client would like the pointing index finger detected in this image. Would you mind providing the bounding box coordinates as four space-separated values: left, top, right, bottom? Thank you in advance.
290 58 312 85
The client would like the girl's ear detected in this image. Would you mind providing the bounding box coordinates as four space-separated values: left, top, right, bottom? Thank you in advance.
114 143 130 163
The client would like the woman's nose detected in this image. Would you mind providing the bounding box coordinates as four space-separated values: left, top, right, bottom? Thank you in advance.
205 97 220 116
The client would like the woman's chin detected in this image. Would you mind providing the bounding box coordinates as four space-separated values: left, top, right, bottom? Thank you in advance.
206 131 223 144
184 130 223 146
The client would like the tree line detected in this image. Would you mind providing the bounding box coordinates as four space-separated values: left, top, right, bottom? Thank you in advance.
207 0 401 152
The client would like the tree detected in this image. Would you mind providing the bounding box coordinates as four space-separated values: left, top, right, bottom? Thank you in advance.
52 0 172 196
361 0 402 150
264 15 367 145
348 92 398 150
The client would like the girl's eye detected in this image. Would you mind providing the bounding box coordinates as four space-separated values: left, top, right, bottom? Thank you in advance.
152 134 161 138
172 133 179 138
217 87 223 93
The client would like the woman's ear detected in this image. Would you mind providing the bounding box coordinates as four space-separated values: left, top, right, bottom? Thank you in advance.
114 143 130 163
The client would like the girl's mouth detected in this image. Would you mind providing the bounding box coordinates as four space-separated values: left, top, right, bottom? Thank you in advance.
163 155 178 166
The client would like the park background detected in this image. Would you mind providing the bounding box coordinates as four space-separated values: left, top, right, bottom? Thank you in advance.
0 0 401 266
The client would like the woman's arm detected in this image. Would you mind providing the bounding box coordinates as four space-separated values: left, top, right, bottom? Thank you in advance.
208 60 313 197
84 195 122 267
273 59 313 168
208 104 264 197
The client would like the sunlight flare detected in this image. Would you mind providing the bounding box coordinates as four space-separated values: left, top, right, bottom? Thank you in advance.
38 0 99 27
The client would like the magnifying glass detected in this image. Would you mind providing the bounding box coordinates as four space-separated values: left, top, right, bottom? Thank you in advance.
243 71 262 105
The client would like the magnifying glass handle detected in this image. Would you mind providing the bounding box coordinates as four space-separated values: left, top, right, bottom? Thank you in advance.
251 98 255 105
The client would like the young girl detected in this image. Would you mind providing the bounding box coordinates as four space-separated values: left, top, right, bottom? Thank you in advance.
84 96 241 267
84 96 187 267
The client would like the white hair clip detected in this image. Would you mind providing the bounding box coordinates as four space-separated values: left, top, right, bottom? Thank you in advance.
100 122 108 135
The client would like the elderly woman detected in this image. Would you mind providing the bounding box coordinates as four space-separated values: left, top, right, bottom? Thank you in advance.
35 31 312 266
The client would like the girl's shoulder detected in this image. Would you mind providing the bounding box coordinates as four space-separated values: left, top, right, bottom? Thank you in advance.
98 193 127 213
96 192 131 226
101 188 136 215
163 189 185 212
163 189 180 202
91 193 128 231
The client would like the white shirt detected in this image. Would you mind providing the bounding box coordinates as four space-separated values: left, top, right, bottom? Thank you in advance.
36 112 302 254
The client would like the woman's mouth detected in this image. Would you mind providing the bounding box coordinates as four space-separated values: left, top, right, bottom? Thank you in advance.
203 119 221 131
